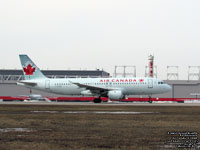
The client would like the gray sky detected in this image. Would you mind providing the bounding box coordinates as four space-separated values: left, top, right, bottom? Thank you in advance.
0 0 200 79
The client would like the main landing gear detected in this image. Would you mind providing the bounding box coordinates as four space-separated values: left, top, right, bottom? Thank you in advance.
93 97 102 103
148 96 152 103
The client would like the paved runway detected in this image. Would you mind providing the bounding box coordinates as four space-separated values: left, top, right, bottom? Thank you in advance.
1 101 200 106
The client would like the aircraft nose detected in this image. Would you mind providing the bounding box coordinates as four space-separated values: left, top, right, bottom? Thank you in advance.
166 84 172 92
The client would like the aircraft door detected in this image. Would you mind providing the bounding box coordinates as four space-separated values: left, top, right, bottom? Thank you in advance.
45 80 50 89
109 81 112 87
148 79 153 88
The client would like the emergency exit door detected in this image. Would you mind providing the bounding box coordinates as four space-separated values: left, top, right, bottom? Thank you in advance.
148 79 153 88
45 80 50 89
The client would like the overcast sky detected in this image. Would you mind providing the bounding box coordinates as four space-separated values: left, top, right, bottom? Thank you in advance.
0 0 200 79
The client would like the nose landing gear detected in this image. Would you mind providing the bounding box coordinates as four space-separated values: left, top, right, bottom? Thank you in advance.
148 96 152 103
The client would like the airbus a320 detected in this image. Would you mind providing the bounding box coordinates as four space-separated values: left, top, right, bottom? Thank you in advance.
17 55 171 103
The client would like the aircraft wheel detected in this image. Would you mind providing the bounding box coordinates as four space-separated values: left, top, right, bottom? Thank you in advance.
93 98 102 103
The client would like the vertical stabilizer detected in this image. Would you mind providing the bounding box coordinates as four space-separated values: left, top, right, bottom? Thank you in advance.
19 55 46 80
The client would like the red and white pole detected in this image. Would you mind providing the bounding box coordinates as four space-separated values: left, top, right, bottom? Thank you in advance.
148 55 154 78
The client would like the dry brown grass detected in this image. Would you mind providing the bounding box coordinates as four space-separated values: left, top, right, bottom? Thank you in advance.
0 105 199 150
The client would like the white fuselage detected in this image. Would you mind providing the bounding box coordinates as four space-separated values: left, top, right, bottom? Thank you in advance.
19 77 171 96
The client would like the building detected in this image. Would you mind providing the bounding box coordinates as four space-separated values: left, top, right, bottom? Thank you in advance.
0 69 110 81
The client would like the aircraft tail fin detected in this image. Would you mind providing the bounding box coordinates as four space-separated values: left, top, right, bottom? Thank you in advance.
19 55 46 80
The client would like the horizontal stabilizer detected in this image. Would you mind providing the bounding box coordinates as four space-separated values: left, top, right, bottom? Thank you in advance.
17 81 37 86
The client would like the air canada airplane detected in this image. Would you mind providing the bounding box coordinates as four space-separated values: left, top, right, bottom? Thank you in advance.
17 55 171 103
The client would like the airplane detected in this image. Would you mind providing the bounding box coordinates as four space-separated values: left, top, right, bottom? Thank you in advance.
17 55 171 103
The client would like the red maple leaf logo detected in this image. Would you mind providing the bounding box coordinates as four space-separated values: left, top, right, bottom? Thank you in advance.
139 79 144 82
23 64 36 75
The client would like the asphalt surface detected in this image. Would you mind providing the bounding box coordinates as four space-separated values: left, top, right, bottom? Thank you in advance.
1 101 200 106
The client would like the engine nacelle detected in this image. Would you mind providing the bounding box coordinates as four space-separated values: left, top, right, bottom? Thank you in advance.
29 94 42 100
107 90 124 100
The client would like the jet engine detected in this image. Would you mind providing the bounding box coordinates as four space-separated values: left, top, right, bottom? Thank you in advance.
107 90 125 100
29 94 43 100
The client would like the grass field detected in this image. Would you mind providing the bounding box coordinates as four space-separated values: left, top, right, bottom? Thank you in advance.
0 104 199 150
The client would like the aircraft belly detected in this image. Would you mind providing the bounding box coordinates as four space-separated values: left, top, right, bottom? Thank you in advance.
52 86 82 95
124 86 150 95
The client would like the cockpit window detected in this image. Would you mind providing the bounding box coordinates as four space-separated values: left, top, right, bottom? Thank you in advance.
158 81 165 84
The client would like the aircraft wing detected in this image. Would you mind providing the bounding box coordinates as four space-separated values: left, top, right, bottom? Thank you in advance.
70 81 111 95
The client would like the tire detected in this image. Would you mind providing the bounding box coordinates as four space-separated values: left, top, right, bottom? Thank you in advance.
93 98 102 103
